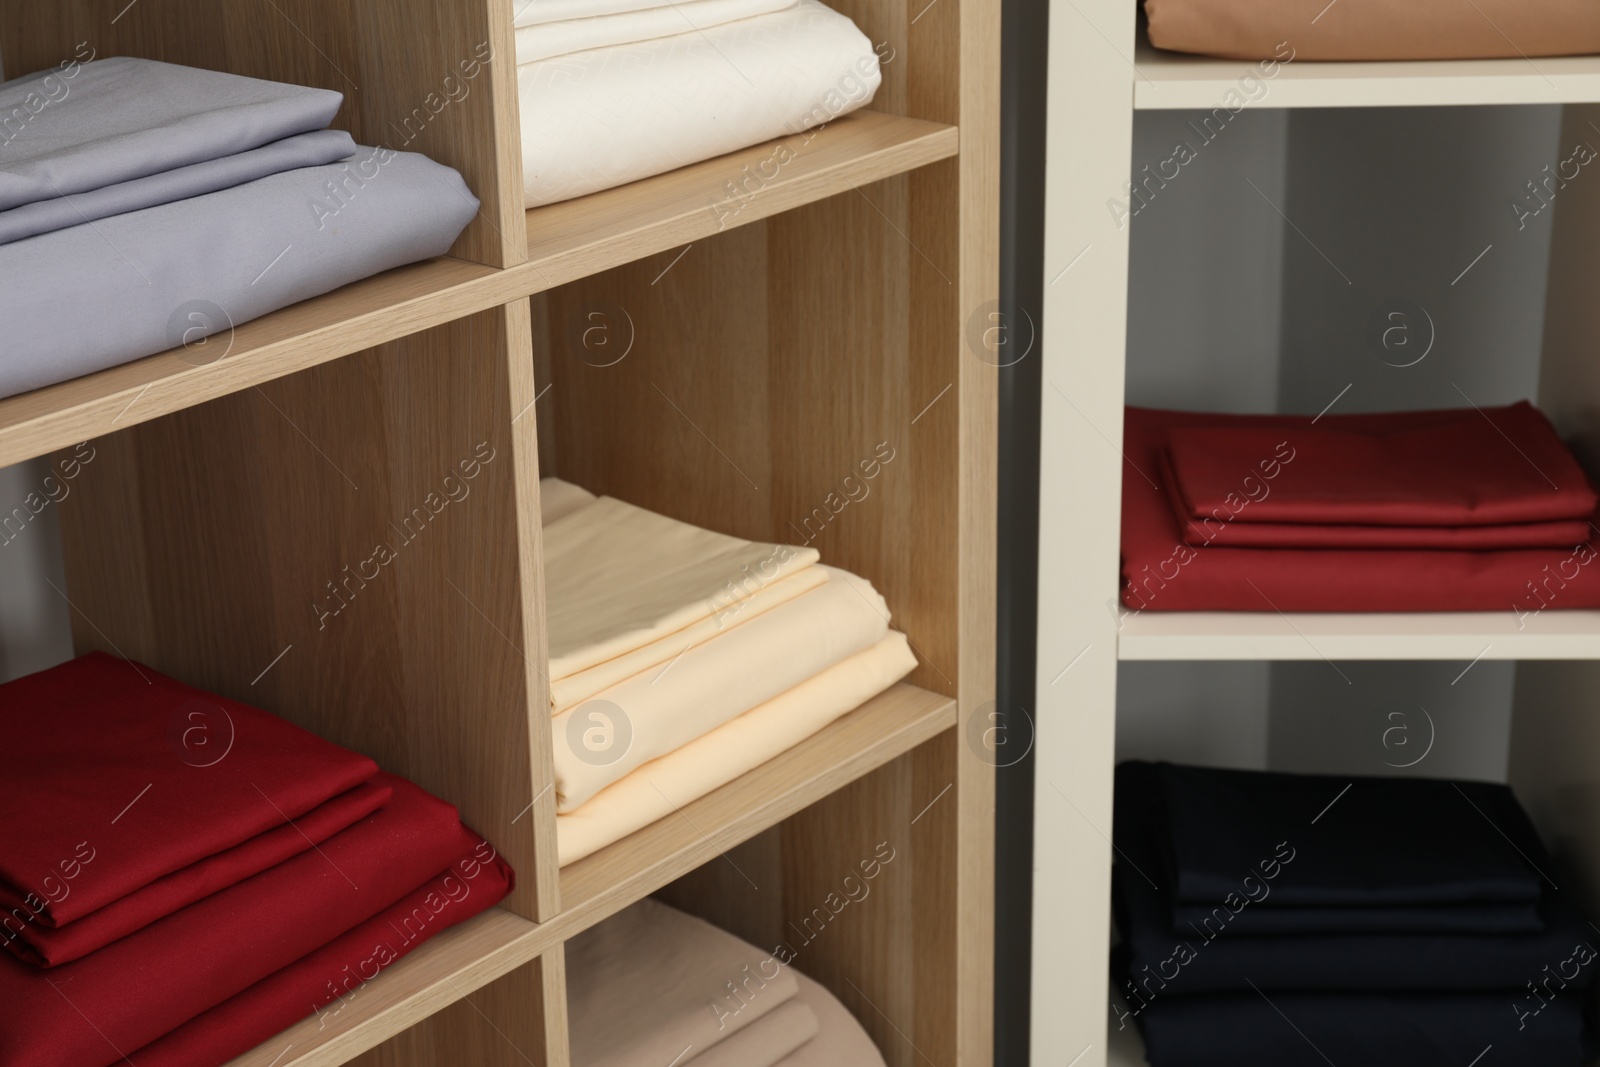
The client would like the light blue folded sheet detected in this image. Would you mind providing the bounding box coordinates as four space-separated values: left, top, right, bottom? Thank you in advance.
0 57 343 212
0 129 357 246
0 147 480 400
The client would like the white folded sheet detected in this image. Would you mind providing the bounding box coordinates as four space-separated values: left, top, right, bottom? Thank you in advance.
556 630 915 864
688 998 819 1067
566 897 799 1067
553 564 888 811
537 476 597 526
515 0 797 64
542 496 819 680
518 0 882 207
777 973 887 1066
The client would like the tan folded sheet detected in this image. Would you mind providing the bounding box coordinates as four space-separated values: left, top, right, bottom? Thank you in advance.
538 476 597 527
1144 0 1600 60
543 495 820 681
553 565 890 812
557 631 917 865
776 973 887 1066
686 998 820 1067
515 0 796 64
567 897 799 1067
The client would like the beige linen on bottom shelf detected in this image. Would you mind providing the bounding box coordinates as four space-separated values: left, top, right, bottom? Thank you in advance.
776 973 888 1066
537 476 597 527
685 998 819 1067
555 630 916 865
566 897 799 1067
1144 0 1600 60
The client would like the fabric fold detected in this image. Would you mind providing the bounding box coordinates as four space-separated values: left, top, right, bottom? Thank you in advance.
567 897 800 1067
541 495 819 680
0 57 343 212
0 774 480 1067
553 565 889 811
774 973 887 1066
0 129 356 247
124 843 513 1067
2 780 393 968
518 0 882 207
514 0 797 64
557 631 916 864
687 998 819 1067
0 652 378 927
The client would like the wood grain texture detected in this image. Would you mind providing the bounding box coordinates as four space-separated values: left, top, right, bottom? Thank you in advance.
0 115 956 471
0 0 526 266
56 302 558 922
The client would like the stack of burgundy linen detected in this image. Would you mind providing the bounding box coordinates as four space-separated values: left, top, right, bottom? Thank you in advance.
0 651 513 1067
1121 402 1600 612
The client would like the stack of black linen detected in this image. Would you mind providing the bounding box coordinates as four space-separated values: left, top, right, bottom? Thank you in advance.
1112 761 1596 1066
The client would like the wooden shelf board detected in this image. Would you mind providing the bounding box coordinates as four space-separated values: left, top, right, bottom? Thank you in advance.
1117 610 1600 661
557 681 958 937
518 109 959 293
1135 41 1600 109
0 111 956 470
220 907 544 1067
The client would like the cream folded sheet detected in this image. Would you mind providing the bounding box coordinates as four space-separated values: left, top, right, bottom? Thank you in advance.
518 0 882 207
541 494 819 681
776 972 887 1066
567 897 799 1067
553 564 889 812
514 0 797 64
556 630 916 864
688 998 819 1067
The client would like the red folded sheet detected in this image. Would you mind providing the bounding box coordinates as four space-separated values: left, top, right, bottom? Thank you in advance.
0 652 378 927
1158 451 1594 550
127 844 513 1067
1 780 392 969
0 774 480 1067
1164 401 1597 527
1122 406 1600 613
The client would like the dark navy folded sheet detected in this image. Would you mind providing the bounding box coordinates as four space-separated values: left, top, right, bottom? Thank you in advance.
0 57 342 212
0 147 477 399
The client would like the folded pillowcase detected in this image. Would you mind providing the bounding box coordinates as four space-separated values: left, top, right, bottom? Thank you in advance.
0 129 356 247
0 146 478 400
553 565 889 811
774 972 887 1067
1158 452 1594 551
0 652 378 927
0 57 343 212
557 631 916 864
1144 0 1600 61
1164 403 1597 528
0 775 483 1067
1 780 392 968
123 843 513 1067
567 897 800 1067
687 998 819 1067
541 495 819 680
514 0 797 65
519 0 882 207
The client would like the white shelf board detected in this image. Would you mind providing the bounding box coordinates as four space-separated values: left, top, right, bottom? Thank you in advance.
1117 610 1600 661
1135 43 1600 110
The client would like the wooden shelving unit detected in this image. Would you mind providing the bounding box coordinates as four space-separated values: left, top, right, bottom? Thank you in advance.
1037 13 1600 1067
0 0 997 1063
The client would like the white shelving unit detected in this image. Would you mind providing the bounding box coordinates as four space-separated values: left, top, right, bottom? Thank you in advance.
1035 10 1600 1066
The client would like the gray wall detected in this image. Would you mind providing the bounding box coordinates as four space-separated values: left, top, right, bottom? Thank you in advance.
1119 104 1565 783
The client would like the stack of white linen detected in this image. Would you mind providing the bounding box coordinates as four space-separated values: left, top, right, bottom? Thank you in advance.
512 0 884 206
539 479 916 864
568 898 888 1067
